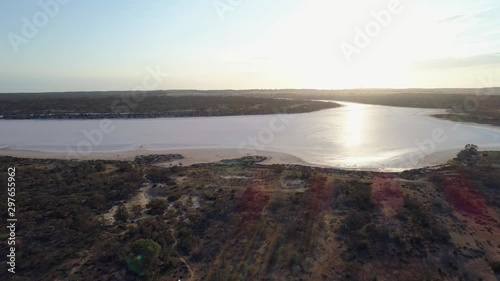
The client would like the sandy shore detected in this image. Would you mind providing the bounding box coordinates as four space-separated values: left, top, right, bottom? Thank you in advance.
1 145 499 171
0 146 462 171
0 148 309 166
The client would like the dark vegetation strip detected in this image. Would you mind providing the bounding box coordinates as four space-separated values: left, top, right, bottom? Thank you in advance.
1 89 499 126
0 94 340 119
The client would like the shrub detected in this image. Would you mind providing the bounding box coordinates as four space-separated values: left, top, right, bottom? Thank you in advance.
288 253 300 270
429 223 451 243
167 194 179 202
354 239 369 251
114 206 129 222
147 199 168 215
98 238 122 262
131 205 144 217
94 161 105 172
456 144 479 163
489 260 500 274
340 211 372 233
126 239 161 280
267 197 287 215
334 180 373 210
146 168 174 183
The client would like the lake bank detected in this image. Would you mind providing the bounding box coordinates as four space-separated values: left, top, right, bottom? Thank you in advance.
1 102 500 170
0 146 492 172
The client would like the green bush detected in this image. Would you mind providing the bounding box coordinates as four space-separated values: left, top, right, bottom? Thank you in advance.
114 206 129 222
455 144 479 163
94 161 105 172
147 199 168 215
126 239 161 280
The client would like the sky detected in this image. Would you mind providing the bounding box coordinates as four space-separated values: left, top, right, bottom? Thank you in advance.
0 0 499 92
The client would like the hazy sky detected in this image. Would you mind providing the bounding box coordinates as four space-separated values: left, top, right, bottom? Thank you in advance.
1 0 499 92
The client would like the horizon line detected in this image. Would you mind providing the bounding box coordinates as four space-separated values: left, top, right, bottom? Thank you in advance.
1 87 499 95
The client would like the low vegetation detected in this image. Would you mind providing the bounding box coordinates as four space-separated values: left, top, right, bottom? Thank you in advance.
2 146 500 280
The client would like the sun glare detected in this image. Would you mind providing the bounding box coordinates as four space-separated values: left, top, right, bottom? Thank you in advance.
343 103 365 147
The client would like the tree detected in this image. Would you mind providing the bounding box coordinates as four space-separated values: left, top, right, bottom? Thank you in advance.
456 144 479 163
126 239 162 280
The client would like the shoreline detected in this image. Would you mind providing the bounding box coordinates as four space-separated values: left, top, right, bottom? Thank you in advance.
0 147 309 166
0 146 473 172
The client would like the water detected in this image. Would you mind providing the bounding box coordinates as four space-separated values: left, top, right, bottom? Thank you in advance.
1 102 500 170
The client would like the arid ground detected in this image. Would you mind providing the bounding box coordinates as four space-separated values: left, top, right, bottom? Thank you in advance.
1 147 499 281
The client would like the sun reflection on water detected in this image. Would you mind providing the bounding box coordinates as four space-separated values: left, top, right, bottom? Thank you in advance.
343 103 365 147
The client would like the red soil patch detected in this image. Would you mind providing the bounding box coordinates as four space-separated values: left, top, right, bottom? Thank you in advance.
303 176 334 212
436 173 495 223
235 187 270 217
371 176 403 217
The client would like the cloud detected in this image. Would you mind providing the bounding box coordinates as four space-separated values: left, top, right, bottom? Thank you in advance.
438 14 466 23
437 6 499 23
409 53 500 69
252 56 269 61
